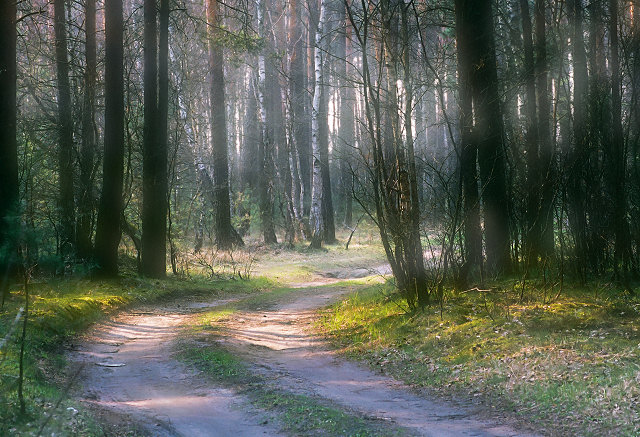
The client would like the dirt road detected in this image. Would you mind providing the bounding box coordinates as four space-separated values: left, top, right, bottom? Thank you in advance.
70 272 537 436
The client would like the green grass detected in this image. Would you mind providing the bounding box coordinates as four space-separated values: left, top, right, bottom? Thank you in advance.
0 274 271 436
317 280 640 436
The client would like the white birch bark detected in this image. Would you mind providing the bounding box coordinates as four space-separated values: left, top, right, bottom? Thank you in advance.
310 0 326 248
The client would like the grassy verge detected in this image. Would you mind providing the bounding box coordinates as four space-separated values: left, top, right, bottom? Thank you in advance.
316 280 640 436
0 274 271 435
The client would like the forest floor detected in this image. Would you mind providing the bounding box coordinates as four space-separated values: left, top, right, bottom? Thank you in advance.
69 256 535 436
3 230 638 435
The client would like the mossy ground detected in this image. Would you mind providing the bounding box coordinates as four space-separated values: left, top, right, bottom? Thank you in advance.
316 279 640 436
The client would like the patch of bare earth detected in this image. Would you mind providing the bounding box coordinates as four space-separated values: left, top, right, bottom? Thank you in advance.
213 269 540 437
68 298 281 436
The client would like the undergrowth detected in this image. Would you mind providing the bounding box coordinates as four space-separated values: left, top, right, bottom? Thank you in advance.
317 279 640 436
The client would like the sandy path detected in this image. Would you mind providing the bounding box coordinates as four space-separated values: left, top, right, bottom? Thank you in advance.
217 281 539 437
69 299 282 436
69 270 539 436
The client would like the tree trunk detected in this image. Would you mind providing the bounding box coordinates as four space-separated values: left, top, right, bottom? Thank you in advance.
338 4 354 228
256 0 277 244
77 0 97 261
455 0 482 278
310 0 326 249
54 0 76 259
608 0 631 276
567 0 589 277
470 0 511 273
536 0 554 260
288 0 307 228
519 0 540 267
94 0 125 276
208 0 243 250
0 0 18 278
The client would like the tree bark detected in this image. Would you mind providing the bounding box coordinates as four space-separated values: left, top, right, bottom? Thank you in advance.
455 0 482 277
519 0 540 267
567 0 589 276
77 0 97 261
94 0 125 276
141 0 168 277
54 0 76 259
310 0 326 249
256 0 277 244
608 0 631 275
208 0 243 250
536 0 554 260
469 0 511 273
0 0 18 276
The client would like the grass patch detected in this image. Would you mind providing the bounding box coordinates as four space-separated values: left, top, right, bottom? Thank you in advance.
0 274 270 435
317 280 640 436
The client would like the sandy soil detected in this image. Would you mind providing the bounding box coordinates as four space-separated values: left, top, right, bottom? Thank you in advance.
69 298 282 436
69 269 539 436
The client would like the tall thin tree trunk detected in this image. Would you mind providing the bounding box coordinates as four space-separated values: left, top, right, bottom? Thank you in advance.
310 0 326 249
567 0 589 277
141 0 167 276
208 0 242 250
0 0 18 279
401 4 428 306
338 4 354 228
256 0 277 244
471 0 511 273
77 0 97 260
609 0 631 276
520 0 540 267
54 0 76 259
536 0 554 260
455 0 482 277
95 0 125 276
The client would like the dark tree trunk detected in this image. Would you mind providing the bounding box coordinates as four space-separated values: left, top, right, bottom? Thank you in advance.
455 0 482 278
94 0 125 276
257 0 277 244
469 0 511 273
141 0 167 277
54 0 76 259
319 82 336 244
77 0 97 261
536 0 554 260
0 0 18 276
208 0 242 250
519 0 540 267
608 0 631 275
567 0 590 276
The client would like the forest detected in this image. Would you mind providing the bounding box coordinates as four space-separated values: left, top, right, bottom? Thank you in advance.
1 0 640 435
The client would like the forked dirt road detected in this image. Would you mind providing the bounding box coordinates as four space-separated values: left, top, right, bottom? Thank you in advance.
70 270 538 436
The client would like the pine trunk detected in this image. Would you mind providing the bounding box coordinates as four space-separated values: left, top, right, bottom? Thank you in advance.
54 0 76 259
95 0 125 276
